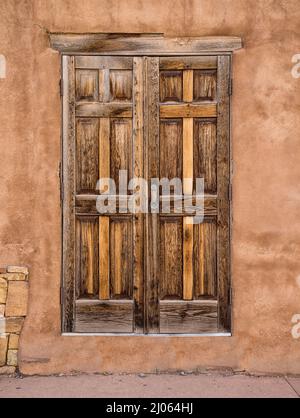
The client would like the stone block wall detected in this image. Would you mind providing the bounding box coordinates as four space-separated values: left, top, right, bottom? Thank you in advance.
0 266 29 374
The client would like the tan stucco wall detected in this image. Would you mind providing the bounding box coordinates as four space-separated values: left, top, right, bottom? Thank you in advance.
0 0 300 375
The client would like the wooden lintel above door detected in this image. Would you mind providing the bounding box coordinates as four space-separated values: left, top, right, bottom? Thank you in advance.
49 33 243 55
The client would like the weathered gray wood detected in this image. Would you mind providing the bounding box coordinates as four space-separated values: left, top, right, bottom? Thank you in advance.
160 299 218 333
75 56 133 69
76 102 132 118
132 57 145 333
75 195 217 217
62 50 233 335
217 55 231 332
50 34 242 54
75 299 133 333
144 57 160 333
62 55 76 332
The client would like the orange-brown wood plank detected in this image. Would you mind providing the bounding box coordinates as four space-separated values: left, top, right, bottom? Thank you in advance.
160 56 218 70
160 103 217 118
183 70 194 103
99 117 110 193
99 217 110 300
183 217 193 300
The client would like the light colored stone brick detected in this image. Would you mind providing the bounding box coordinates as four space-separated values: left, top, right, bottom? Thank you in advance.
0 278 7 304
5 281 29 317
0 335 8 366
7 266 29 275
2 317 24 334
9 334 19 350
0 304 5 316
2 273 28 281
7 349 18 366
0 366 16 375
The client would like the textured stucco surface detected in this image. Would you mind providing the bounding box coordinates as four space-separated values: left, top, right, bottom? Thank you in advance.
0 0 300 375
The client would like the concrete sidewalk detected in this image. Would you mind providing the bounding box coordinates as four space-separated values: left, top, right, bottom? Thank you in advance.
0 373 299 398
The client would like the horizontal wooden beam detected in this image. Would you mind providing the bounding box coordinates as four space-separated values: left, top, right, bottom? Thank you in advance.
49 33 242 55
160 103 217 118
76 102 132 118
75 56 133 69
75 194 217 217
160 56 217 70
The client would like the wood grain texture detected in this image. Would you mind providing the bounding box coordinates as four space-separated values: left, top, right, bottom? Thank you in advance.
144 57 160 333
133 57 144 332
194 221 217 297
75 56 133 69
159 119 183 180
160 299 218 333
50 34 242 54
77 217 99 298
75 299 133 333
160 218 183 300
98 69 110 102
160 103 217 118
76 102 132 118
76 118 99 193
110 119 132 191
160 56 218 70
99 118 110 193
76 70 99 101
160 71 182 102
62 56 76 332
193 70 217 101
110 217 133 299
183 70 193 102
217 55 231 332
182 57 194 302
183 118 193 195
63 51 232 334
183 217 193 300
194 119 217 194
75 195 218 217
99 217 110 299
110 70 133 102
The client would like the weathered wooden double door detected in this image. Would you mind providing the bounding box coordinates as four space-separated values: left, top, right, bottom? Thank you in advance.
62 53 231 334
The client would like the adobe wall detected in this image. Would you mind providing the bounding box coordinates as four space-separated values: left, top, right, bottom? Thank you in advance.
0 0 299 375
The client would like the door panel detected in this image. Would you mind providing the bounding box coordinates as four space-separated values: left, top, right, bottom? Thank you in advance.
193 70 217 101
109 217 133 300
73 56 136 333
75 216 99 298
110 118 132 190
62 53 231 334
160 218 183 300
159 119 183 180
160 71 183 102
144 55 231 334
193 119 217 194
76 118 99 194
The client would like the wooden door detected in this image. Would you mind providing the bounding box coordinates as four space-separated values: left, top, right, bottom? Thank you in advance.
145 56 231 334
61 54 231 334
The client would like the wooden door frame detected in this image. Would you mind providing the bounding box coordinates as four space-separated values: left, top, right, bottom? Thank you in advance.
51 34 242 335
50 33 242 56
